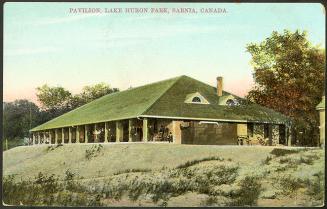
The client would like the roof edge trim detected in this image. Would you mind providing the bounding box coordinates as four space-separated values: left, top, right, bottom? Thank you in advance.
139 115 288 125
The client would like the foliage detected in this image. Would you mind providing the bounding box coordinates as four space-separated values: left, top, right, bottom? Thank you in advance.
3 147 324 207
3 83 118 145
68 83 119 109
36 84 72 111
228 176 262 206
246 29 325 146
305 171 324 200
3 138 26 151
80 83 119 104
3 100 40 139
277 175 305 195
175 156 224 169
85 144 103 160
113 168 151 176
2 172 102 206
262 155 273 165
34 83 120 122
270 148 301 157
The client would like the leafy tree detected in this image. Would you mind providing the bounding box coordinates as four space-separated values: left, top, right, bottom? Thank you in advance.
36 84 72 111
79 83 119 103
3 100 40 139
35 83 119 119
246 29 325 146
68 83 119 109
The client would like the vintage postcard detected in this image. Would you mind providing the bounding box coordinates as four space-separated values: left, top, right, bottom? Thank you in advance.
2 1 325 207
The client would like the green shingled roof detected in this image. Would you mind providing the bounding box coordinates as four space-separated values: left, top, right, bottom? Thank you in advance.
31 75 290 132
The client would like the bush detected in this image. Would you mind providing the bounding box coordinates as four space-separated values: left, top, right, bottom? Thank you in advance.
305 172 324 200
262 155 273 165
3 138 25 151
278 175 304 195
270 148 301 157
113 168 151 176
85 144 103 160
228 176 262 206
176 156 224 169
2 173 102 206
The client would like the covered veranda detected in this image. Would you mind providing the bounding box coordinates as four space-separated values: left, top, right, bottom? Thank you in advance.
30 118 180 145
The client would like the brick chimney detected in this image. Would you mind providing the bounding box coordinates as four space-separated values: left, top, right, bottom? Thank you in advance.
217 76 223 96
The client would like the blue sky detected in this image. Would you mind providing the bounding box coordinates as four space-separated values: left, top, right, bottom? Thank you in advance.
3 2 325 103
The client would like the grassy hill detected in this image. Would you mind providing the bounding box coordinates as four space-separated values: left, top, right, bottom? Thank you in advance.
3 143 325 207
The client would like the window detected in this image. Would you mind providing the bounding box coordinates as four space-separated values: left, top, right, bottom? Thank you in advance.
192 96 202 103
185 92 210 104
226 99 235 106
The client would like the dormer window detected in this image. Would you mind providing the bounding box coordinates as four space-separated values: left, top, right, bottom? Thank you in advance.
226 99 235 106
218 94 240 106
226 98 239 106
185 92 210 104
192 96 202 103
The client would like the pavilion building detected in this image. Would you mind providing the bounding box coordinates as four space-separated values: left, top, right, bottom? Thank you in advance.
30 75 291 146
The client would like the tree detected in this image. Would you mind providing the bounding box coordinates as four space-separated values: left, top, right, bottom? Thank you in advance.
3 100 40 139
36 84 72 111
35 83 119 119
79 82 119 103
246 29 325 146
68 83 119 109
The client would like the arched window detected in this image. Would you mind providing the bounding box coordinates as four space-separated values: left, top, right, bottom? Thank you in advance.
226 99 235 106
192 96 202 103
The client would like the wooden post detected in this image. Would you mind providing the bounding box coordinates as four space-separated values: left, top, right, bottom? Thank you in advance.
104 122 108 143
38 132 41 145
68 127 72 143
286 126 289 146
49 131 52 144
143 118 148 142
76 126 80 143
33 133 36 145
172 121 182 144
55 129 58 144
94 124 98 142
85 125 88 143
128 119 133 142
5 139 8 150
287 126 292 146
116 121 123 142
62 128 65 144
268 124 273 146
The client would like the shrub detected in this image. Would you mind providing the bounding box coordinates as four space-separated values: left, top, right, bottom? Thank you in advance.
113 168 151 176
228 176 262 206
3 173 102 206
34 172 60 194
270 148 301 157
305 172 324 200
262 155 273 165
176 156 224 169
278 175 304 195
203 196 218 206
85 144 103 160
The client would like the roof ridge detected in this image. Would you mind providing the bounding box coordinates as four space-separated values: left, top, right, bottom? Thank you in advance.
140 76 184 116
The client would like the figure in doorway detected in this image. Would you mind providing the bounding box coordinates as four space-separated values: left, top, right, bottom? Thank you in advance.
168 132 173 143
